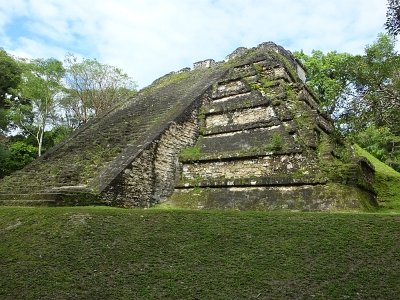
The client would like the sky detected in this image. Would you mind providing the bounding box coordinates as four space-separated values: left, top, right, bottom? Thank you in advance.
0 0 388 88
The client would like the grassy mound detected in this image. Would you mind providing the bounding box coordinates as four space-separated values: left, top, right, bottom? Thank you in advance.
1 207 399 299
355 144 400 211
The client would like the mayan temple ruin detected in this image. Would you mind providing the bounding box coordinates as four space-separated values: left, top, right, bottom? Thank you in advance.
0 42 377 210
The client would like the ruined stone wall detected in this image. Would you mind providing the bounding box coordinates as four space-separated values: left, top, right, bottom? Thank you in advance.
170 184 370 211
153 110 199 202
166 54 377 211
101 144 156 207
180 154 318 185
101 109 200 207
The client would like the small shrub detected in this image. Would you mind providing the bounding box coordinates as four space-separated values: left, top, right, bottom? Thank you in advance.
268 133 283 151
180 146 201 161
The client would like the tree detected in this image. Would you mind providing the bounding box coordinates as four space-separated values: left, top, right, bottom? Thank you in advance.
345 34 400 135
0 49 22 133
295 34 400 171
0 137 37 178
11 58 65 156
295 34 400 133
42 125 73 150
294 50 352 116
0 52 137 176
356 126 400 170
385 0 400 36
0 49 21 104
63 54 137 128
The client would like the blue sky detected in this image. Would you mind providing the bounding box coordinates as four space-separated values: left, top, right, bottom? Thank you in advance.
0 0 388 88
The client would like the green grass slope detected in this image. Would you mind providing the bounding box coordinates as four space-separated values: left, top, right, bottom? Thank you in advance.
1 207 400 299
355 144 400 211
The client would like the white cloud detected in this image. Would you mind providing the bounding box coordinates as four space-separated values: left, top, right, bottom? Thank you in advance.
9 37 66 59
0 0 388 87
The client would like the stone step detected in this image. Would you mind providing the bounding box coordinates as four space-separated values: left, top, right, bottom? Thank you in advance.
180 154 318 183
0 192 101 206
203 118 282 136
204 105 280 135
211 79 251 99
177 174 326 188
198 126 297 154
0 199 57 206
204 91 269 114
167 183 367 211
180 147 302 162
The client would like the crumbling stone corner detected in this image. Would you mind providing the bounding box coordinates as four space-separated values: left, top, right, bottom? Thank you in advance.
101 109 200 207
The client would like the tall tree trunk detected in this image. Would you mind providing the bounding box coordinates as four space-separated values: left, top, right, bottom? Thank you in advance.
36 127 44 157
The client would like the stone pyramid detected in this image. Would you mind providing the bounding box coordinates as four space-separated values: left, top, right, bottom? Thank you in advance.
0 42 377 210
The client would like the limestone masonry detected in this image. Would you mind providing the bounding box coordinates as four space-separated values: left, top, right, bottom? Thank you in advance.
0 42 377 210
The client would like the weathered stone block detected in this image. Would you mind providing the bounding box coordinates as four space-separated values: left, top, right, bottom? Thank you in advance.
168 184 377 211
180 153 317 183
204 106 278 135
204 91 269 114
101 111 200 207
211 80 251 99
198 126 297 154
193 59 216 70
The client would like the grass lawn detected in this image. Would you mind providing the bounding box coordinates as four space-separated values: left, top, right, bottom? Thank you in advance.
1 206 400 299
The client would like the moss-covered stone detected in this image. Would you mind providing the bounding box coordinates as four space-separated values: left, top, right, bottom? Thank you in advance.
165 183 376 211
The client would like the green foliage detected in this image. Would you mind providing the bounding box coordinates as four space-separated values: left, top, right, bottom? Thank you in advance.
180 145 201 161
63 54 137 127
345 34 400 135
0 50 137 178
0 140 37 177
0 49 22 133
354 126 400 170
12 58 65 156
7 141 37 169
42 125 73 150
294 49 352 116
0 142 10 177
295 35 400 135
268 132 283 151
18 58 65 104
259 77 275 88
385 0 400 36
1 207 400 299
0 126 72 178
0 49 21 105
0 108 9 132
296 34 400 172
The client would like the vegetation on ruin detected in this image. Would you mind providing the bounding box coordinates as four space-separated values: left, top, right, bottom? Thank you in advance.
268 132 283 151
142 70 192 93
179 145 202 161
1 206 400 299
355 144 400 210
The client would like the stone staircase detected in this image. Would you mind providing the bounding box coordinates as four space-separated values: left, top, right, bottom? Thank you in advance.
0 64 227 205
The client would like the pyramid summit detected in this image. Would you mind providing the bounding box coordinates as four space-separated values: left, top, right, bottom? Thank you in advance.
0 42 377 210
